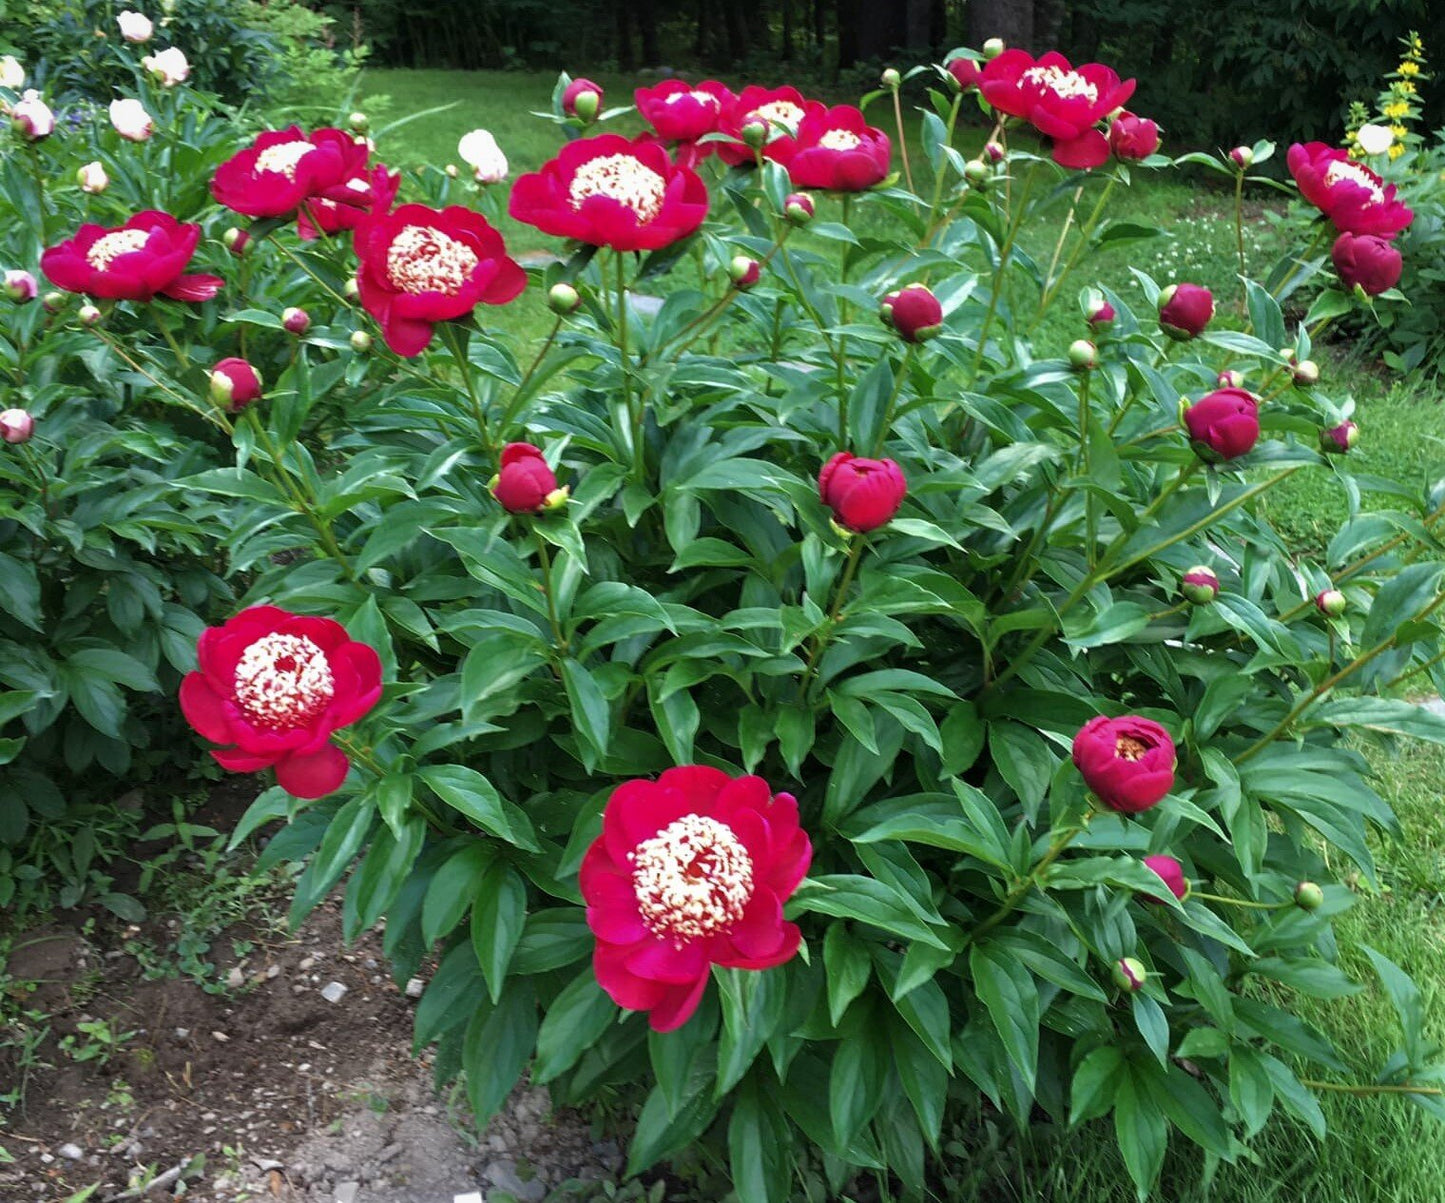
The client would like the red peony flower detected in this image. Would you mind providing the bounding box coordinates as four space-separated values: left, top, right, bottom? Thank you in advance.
787 105 891 192
946 56 984 91
980 49 1135 170
209 357 263 412
1320 420 1359 454
354 203 525 357
819 452 907 533
298 163 401 241
1072 715 1176 814
1287 142 1413 238
882 283 943 342
1108 111 1159 160
1158 283 1215 339
41 211 222 303
1183 388 1260 462
179 605 382 799
1141 855 1189 902
716 85 820 167
1332 231 1403 295
635 79 735 156
211 126 371 219
508 134 709 253
491 442 567 513
580 766 812 1032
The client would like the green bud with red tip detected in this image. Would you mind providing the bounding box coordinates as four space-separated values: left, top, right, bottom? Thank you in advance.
1113 957 1147 992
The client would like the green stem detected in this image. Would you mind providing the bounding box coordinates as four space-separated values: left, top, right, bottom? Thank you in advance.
965 825 1084 947
969 164 1037 388
1190 892 1290 910
1300 1080 1444 1097
441 322 492 453
1384 646 1445 692
246 409 357 582
1233 168 1247 305
499 317 562 435
534 533 569 660
1077 371 1097 565
869 346 916 456
925 94 965 220
1030 176 1118 328
615 252 642 479
89 328 228 431
1271 224 1330 300
891 86 915 195
268 237 353 311
798 538 866 701
157 319 191 371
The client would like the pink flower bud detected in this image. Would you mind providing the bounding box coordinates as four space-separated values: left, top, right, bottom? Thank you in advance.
784 192 815 225
1315 588 1346 617
77 161 109 193
117 10 154 42
984 140 1005 163
0 409 34 444
1320 420 1358 454
1215 369 1244 389
142 46 189 87
729 255 761 290
1292 359 1320 386
946 56 983 92
1086 295 1115 328
1181 565 1220 605
1068 339 1098 371
563 78 602 122
1108 112 1160 161
223 227 250 257
819 452 907 533
109 97 153 141
282 307 310 335
78 303 102 326
492 442 564 514
209 357 263 412
1158 283 1215 339
1183 388 1259 462
887 284 943 343
1113 956 1147 992
12 90 54 139
1141 855 1189 902
3 270 38 303
1229 146 1254 168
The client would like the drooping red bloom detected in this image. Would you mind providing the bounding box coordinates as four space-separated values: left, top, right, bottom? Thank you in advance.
1108 111 1159 160
179 605 382 799
508 134 708 253
980 49 1135 170
716 85 820 167
787 105 891 192
819 452 907 533
211 126 371 219
1072 715 1176 814
1287 142 1414 238
354 203 526 357
1141 855 1189 902
1158 283 1215 339
635 79 735 157
492 442 564 513
1184 388 1260 462
41 211 222 303
298 164 401 241
580 766 811 1032
1332 232 1403 295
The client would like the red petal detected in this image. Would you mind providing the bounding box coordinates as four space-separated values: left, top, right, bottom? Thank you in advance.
160 273 223 302
624 937 709 984
275 743 350 798
724 889 787 960
594 942 668 1012
179 673 234 744
648 974 710 1032
1051 129 1111 171
656 765 731 812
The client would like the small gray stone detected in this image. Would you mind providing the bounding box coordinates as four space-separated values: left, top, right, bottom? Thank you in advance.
226 966 246 990
57 1143 83 1161
404 976 424 998
485 1159 545 1202
266 964 281 979
333 1182 361 1203
320 981 348 1003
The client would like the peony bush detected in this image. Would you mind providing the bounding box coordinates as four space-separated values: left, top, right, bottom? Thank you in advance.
5 28 1445 1200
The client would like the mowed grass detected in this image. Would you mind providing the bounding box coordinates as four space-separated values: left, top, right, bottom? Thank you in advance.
358 67 1445 1203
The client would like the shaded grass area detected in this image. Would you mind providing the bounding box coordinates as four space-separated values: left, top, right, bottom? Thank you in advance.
358 66 1445 1203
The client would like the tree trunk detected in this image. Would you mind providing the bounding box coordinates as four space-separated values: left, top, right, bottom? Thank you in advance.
695 0 710 58
615 0 636 70
967 0 1033 49
638 0 660 65
904 0 932 50
782 0 794 60
813 0 826 48
1033 0 1064 50
723 0 748 62
836 0 859 66
857 2 903 59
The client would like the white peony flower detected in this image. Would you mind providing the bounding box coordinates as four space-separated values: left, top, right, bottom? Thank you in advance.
77 161 110 193
1355 123 1395 156
458 128 508 184
0 55 24 90
110 97 154 142
12 90 55 139
117 10 154 42
141 46 189 86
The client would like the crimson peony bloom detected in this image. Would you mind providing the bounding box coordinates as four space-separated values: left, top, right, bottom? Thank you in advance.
508 134 708 253
882 283 943 342
1158 283 1215 339
819 452 907 533
1332 231 1403 295
1072 715 1176 814
1287 142 1413 238
41 211 222 303
635 79 735 156
298 163 400 241
787 105 891 191
980 49 1135 170
1141 855 1189 903
491 442 566 513
211 126 371 219
716 85 820 167
1108 111 1159 160
354 203 525 357
1184 388 1260 462
580 765 812 1032
180 605 382 799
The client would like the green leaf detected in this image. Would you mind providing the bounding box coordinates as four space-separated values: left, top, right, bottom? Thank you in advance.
716 967 787 1094
790 875 948 948
1114 1072 1167 1199
561 658 612 765
823 922 871 1026
290 795 376 927
830 1018 887 1144
472 860 527 1004
969 943 1039 1089
414 941 486 1049
423 842 493 946
511 908 591 974
463 980 537 1125
1361 945 1425 1066
533 968 618 1083
1070 1046 1125 1126
728 1076 792 1203
420 765 540 852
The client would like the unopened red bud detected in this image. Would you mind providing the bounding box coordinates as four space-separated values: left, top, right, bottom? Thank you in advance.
784 192 815 225
729 255 761 289
282 307 310 335
1113 957 1147 992
1229 146 1254 169
1315 588 1347 617
984 141 1005 163
1321 420 1359 454
223 227 250 257
1181 566 1220 605
1292 359 1320 386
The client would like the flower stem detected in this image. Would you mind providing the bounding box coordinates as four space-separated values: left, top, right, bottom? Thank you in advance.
246 409 357 582
965 824 1084 947
869 346 916 456
891 87 915 195
441 321 492 453
1190 892 1290 910
1233 168 1248 306
969 163 1036 388
1299 1080 1444 1097
798 537 866 701
1030 176 1117 329
615 252 642 479
533 532 569 661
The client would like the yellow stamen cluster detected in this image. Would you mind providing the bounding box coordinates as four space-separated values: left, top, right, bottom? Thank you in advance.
818 129 863 151
233 633 335 731
568 153 667 222
86 228 150 270
751 100 805 131
629 813 754 946
385 225 480 296
1022 64 1099 104
255 140 316 180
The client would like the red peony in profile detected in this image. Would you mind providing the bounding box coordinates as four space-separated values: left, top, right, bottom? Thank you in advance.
1287 142 1414 238
1158 282 1215 339
1108 111 1159 160
508 134 708 253
634 79 735 158
980 49 1135 169
491 442 567 513
179 605 382 799
354 203 526 357
298 163 401 241
1072 715 1176 813
819 452 907 533
580 766 812 1032
946 56 983 91
1331 231 1403 295
716 85 820 167
1183 388 1260 462
1141 855 1189 903
786 105 891 191
211 126 371 219
41 211 222 302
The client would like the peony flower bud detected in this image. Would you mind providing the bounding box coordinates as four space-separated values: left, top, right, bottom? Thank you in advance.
1072 715 1176 813
223 227 250 257
982 37 1006 60
348 111 370 133
729 255 761 290
1292 359 1320 386
1085 295 1115 328
881 67 902 90
1215 369 1243 389
0 55 24 90
1113 957 1147 992
209 358 263 412
1142 855 1189 903
3 270 38 303
117 10 154 42
784 192 815 225
547 282 581 315
109 97 154 141
1068 338 1098 371
1294 881 1324 911
741 117 770 149
343 278 360 300
0 409 34 444
492 442 565 514
1315 588 1346 617
141 46 189 86
12 90 54 139
1320 420 1358 454
1332 232 1402 296
445 164 459 179
947 56 983 92
563 78 602 123
282 306 310 335
1183 388 1260 462
76 160 109 193
819 452 907 533
1229 145 1253 169
1181 566 1220 605
879 289 900 328
1108 111 1160 160
888 284 943 343
42 291 67 313
1158 282 1215 339
964 159 992 186
78 303 102 326
1354 123 1393 157
984 140 1005 163
458 128 508 184
349 330 372 352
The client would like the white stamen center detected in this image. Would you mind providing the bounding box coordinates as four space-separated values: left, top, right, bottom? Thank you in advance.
665 90 720 110
385 225 479 296
630 814 754 945
750 100 804 134
819 129 863 151
232 633 334 731
255 140 316 180
568 153 667 222
86 229 150 270
1022 65 1099 104
1324 159 1385 203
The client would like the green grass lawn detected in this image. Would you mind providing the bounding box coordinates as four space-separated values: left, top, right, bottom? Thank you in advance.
358 65 1445 1203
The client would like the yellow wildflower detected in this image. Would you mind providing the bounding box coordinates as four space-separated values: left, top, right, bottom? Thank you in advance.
1384 100 1410 119
1390 123 1408 138
1399 60 1421 76
1389 143 1406 159
1397 80 1418 94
